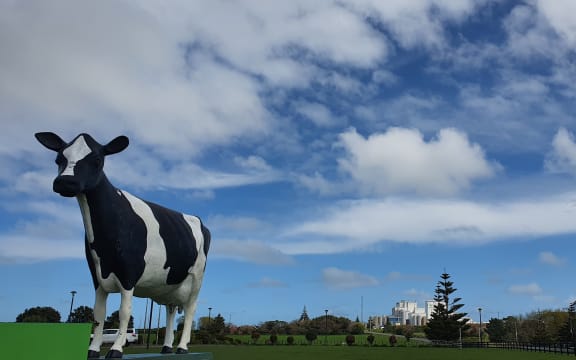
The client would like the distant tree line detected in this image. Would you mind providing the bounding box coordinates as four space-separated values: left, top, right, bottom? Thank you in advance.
15 306 133 328
236 315 365 336
15 290 575 347
190 311 365 344
484 300 576 344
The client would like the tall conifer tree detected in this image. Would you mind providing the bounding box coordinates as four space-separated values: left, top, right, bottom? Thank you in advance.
425 272 470 341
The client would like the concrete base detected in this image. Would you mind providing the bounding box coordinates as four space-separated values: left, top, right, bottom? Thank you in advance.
122 353 213 360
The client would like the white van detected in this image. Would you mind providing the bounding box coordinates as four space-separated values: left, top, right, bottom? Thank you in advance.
98 328 139 345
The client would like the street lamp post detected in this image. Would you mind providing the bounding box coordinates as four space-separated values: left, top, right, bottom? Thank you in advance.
478 308 483 344
68 291 77 322
208 307 212 324
324 309 328 345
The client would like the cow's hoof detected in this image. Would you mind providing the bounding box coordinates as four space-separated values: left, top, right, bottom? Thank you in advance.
105 349 123 358
87 350 100 359
161 346 173 354
175 347 188 354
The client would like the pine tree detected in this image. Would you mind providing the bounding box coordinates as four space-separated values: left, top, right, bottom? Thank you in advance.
558 300 576 342
424 272 470 341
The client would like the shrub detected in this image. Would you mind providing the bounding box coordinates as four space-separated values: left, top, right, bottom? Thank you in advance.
251 331 260 344
346 334 355 346
287 336 295 345
367 334 375 346
305 330 317 345
389 335 397 347
269 334 278 345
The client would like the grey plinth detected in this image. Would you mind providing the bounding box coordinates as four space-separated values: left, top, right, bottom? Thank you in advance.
121 353 213 360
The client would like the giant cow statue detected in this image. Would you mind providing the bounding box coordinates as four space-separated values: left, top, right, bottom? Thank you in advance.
35 132 211 359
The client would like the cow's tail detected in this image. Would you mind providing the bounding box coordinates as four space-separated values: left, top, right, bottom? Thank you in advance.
201 221 211 257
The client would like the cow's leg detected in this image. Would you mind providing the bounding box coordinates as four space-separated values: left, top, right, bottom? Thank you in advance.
175 300 197 354
106 288 134 358
175 277 204 354
161 305 177 353
88 287 108 359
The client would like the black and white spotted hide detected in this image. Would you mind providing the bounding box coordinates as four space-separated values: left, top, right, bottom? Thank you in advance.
35 132 211 359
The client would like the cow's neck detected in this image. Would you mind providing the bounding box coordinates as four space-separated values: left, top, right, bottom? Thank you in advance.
76 175 118 243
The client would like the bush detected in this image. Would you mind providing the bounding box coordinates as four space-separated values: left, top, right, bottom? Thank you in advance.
251 331 261 344
287 336 295 345
367 334 375 346
305 330 317 345
269 334 278 345
346 335 355 346
389 335 397 347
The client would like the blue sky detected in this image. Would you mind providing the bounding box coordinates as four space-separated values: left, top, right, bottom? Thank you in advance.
1 0 576 328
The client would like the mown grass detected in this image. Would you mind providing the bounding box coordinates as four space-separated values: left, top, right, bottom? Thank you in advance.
227 333 409 346
123 344 565 360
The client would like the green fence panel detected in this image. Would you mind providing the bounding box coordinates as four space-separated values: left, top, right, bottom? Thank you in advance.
0 322 91 360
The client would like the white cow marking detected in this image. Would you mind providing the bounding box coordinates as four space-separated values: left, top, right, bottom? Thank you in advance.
62 135 92 176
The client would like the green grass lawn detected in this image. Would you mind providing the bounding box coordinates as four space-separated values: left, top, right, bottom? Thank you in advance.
123 345 566 360
227 333 407 346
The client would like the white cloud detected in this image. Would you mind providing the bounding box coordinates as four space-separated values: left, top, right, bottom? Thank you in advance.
295 102 338 127
538 251 566 266
209 215 267 232
0 236 83 264
386 271 432 282
508 283 543 296
347 0 487 52
296 172 339 196
234 156 274 173
535 0 576 48
247 277 288 289
0 200 84 263
145 0 387 80
503 2 576 64
337 127 496 196
104 155 280 191
0 0 271 160
322 267 380 290
282 193 576 255
545 128 576 176
403 288 430 301
211 239 294 265
0 0 387 153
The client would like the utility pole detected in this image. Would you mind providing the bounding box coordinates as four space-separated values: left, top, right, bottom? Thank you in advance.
361 296 364 324
68 291 77 322
324 309 328 345
478 308 482 344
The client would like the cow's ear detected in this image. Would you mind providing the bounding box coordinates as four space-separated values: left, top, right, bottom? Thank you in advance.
35 132 66 152
104 135 129 155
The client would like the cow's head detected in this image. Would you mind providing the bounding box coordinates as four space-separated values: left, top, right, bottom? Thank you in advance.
35 132 129 197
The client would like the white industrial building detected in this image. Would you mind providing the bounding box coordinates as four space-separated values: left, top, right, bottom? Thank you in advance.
368 300 438 328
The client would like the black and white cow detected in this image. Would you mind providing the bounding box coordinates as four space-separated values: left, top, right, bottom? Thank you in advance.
35 132 211 359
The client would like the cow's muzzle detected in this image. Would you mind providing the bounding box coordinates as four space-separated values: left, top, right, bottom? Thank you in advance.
53 176 82 197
